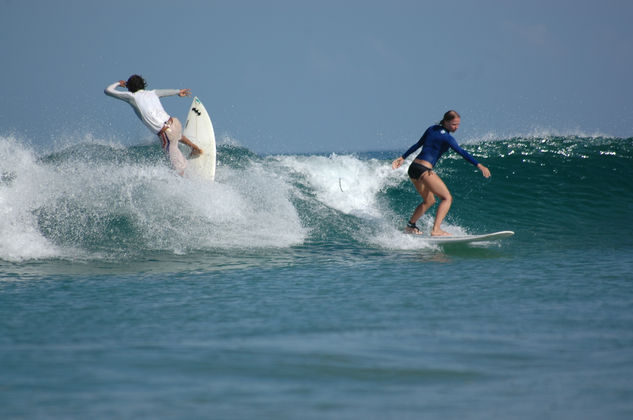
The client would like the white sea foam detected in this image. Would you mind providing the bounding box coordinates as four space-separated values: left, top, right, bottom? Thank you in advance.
270 152 467 250
0 136 64 261
273 153 401 218
0 135 307 261
464 127 617 144
0 133 486 261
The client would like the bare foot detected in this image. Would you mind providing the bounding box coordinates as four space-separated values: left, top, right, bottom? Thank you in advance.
430 229 451 237
189 149 203 158
405 226 423 235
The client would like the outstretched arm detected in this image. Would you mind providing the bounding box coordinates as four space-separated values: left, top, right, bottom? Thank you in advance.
446 136 479 166
155 88 191 98
446 136 490 177
393 133 428 169
477 163 491 178
392 156 405 169
104 80 133 102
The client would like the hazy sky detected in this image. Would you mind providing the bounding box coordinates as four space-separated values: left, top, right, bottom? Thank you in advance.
2 0 632 154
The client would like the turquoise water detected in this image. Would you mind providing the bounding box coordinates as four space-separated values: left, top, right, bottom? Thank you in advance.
1 135 633 419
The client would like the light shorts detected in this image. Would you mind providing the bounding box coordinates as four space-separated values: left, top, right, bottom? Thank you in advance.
158 117 187 174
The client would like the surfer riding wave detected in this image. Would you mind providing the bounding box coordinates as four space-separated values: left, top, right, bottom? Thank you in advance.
105 74 203 176
392 110 491 236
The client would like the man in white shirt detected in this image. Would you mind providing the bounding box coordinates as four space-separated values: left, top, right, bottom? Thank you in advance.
105 75 202 175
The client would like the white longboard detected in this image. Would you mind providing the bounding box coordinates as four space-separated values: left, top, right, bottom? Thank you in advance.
412 230 514 244
182 97 216 181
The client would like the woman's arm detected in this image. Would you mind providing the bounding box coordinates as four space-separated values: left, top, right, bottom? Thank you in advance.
392 156 405 169
447 136 479 166
477 163 491 178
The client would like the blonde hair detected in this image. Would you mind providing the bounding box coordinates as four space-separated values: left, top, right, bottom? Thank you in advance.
440 110 460 126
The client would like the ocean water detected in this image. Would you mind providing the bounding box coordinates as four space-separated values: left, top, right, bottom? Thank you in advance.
1 134 633 419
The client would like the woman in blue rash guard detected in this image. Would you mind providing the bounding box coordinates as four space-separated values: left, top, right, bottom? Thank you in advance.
392 110 491 236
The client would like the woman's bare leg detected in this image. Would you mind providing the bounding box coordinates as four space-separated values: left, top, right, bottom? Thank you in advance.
409 177 436 224
421 172 452 236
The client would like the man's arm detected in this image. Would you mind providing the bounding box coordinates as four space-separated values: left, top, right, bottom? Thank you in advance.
180 136 204 156
104 81 133 102
154 88 190 98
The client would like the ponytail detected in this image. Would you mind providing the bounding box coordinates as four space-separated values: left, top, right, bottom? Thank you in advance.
439 110 460 126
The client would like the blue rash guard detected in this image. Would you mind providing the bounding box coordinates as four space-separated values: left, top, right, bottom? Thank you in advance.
401 125 479 167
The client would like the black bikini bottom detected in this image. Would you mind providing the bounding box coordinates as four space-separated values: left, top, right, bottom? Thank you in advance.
407 162 433 180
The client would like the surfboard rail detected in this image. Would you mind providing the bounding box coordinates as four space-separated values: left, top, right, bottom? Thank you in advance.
182 96 216 181
411 230 514 244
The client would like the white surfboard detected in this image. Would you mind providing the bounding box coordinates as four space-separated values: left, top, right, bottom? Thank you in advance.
182 97 216 181
411 230 514 244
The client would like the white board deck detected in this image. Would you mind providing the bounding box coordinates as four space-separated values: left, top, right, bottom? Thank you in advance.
411 230 514 244
182 97 216 181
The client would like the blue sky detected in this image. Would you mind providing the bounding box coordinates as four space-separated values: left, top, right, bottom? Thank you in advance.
2 0 632 154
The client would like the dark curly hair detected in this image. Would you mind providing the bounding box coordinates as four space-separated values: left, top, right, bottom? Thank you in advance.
126 74 147 93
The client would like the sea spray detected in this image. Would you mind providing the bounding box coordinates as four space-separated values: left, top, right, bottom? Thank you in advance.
1 134 632 262
0 137 307 261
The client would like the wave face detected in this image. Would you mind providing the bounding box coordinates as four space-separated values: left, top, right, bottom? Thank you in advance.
1 135 632 261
